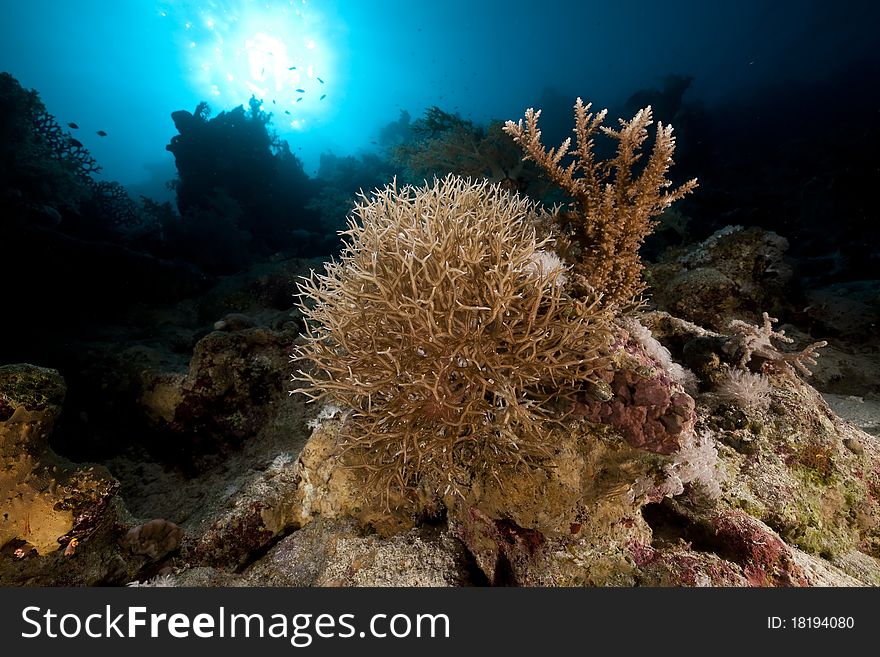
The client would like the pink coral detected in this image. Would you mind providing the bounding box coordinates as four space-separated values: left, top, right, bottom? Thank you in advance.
573 337 696 454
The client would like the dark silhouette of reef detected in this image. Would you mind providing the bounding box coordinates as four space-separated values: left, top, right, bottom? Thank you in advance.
390 105 544 194
0 73 207 359
0 75 345 361
165 97 329 265
307 151 400 238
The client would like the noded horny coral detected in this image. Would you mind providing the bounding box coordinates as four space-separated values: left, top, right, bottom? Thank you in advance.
291 175 614 501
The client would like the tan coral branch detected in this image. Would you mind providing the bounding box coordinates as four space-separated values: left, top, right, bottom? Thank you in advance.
504 98 697 308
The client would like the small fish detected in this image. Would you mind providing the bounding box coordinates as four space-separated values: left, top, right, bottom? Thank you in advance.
272 99 276 104
295 88 305 93
296 97 303 102
320 94 326 100
67 122 79 129
316 77 324 84
96 130 108 137
288 65 296 70
68 137 83 147
284 110 290 114
64 538 79 556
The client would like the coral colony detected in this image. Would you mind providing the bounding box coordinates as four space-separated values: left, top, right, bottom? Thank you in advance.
292 100 698 505
1 17 878 586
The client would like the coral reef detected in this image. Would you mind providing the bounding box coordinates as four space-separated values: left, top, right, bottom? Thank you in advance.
0 72 99 220
392 106 537 191
281 307 880 586
0 72 146 243
1 65 877 591
2 224 876 588
293 175 613 502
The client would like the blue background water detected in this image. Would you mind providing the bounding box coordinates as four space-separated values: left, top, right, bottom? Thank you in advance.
2 0 876 199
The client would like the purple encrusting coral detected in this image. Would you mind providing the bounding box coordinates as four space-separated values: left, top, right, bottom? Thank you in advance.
574 330 696 455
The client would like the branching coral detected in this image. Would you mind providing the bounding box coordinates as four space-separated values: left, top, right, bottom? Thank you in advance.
0 72 100 216
503 98 698 307
393 107 533 190
25 91 101 179
86 181 140 232
725 312 827 376
292 175 613 501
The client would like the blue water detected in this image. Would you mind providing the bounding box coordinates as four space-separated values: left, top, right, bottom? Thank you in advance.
2 0 876 200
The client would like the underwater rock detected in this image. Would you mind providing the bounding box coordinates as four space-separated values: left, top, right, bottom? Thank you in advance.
649 225 792 331
657 267 741 330
196 256 311 329
0 364 137 585
649 312 880 576
628 526 866 586
0 365 119 555
185 450 302 568
93 363 311 575
284 410 428 538
721 376 880 562
242 518 471 587
289 409 663 585
710 509 810 586
30 203 62 228
801 280 880 342
138 325 297 458
213 313 255 331
120 519 183 560
444 420 668 586
797 280 880 398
